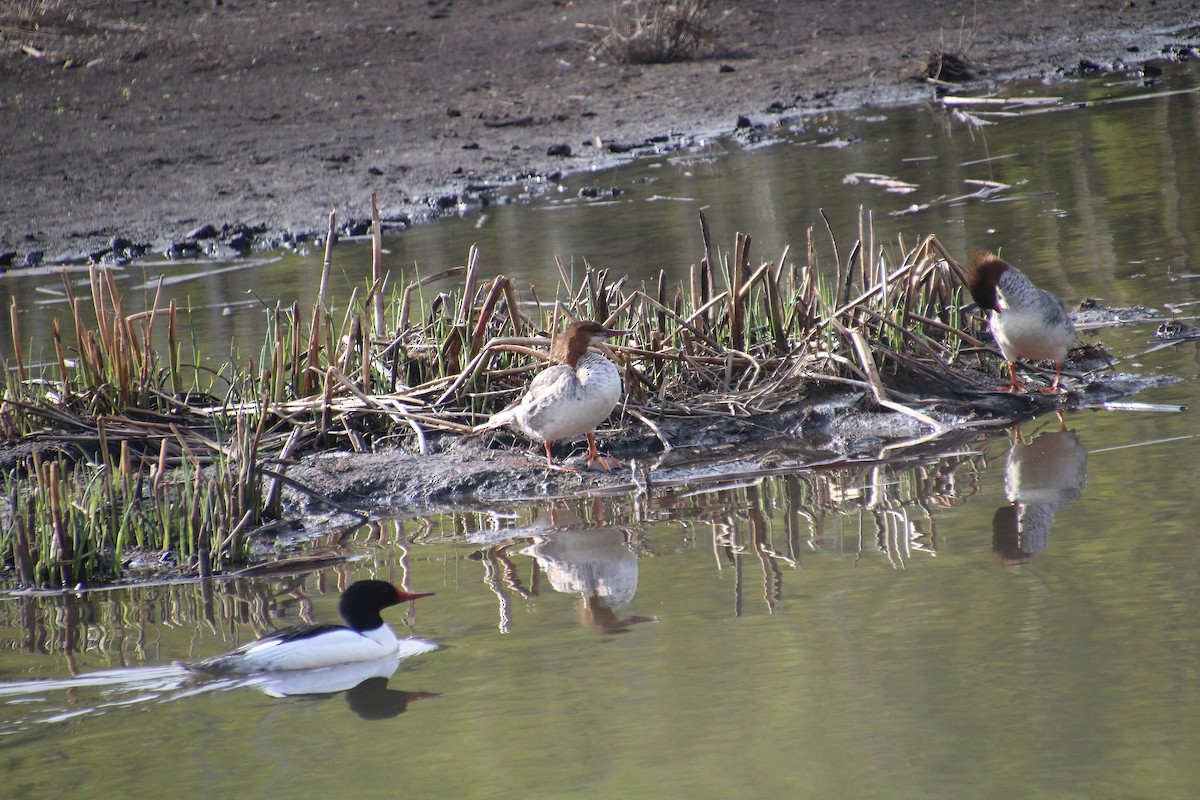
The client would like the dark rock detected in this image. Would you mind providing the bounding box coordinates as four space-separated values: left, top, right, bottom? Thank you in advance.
188 223 219 240
24 251 43 267
718 64 735 73
546 143 572 157
111 235 131 251
607 142 635 153
462 142 480 149
578 186 622 199
367 166 384 176
165 241 201 259
446 107 462 117
435 194 459 210
0 251 15 268
343 219 372 236
227 232 253 252
736 114 753 129
1078 58 1103 74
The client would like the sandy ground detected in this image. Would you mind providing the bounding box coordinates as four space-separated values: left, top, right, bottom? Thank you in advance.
2 0 1199 263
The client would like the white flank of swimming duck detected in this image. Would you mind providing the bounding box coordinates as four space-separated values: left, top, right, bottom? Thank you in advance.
966 252 1076 394
478 320 627 471
187 580 434 674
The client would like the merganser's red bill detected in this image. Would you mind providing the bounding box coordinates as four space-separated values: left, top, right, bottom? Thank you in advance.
397 590 435 602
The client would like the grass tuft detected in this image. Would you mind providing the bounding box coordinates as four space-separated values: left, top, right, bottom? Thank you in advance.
585 0 721 65
0 206 994 588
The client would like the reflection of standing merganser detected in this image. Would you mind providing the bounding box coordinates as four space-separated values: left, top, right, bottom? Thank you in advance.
993 428 1088 565
189 580 434 673
966 252 1075 394
479 320 627 471
523 529 639 608
522 529 653 633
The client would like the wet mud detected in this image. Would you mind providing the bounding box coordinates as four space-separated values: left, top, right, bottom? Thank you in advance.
2 1 1199 261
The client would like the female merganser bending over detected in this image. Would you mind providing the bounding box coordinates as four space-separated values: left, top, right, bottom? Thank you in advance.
965 252 1075 394
189 580 434 674
478 320 627 471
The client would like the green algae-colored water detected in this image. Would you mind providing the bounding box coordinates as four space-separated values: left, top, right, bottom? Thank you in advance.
2 62 1200 798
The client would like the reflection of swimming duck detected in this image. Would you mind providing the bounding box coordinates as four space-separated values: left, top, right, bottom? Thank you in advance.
188 580 434 673
966 252 1075 394
479 320 626 471
992 428 1087 564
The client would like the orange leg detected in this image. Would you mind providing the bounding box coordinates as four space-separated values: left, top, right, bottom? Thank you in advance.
1038 362 1066 395
1000 362 1024 393
585 433 622 472
542 440 576 472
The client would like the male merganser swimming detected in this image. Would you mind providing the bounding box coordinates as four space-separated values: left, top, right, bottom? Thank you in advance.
188 580 434 674
478 320 627 471
965 252 1076 394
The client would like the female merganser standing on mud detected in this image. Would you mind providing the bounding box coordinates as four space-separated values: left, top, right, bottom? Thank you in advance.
478 320 627 471
188 580 434 674
965 252 1076 394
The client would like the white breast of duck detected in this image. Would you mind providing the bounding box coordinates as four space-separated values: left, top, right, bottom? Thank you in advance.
967 253 1075 365
992 267 1075 363
513 351 622 442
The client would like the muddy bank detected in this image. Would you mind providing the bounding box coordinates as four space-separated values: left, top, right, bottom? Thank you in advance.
280 354 1177 522
2 1 1199 262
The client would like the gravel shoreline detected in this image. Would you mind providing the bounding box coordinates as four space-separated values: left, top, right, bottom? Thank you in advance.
2 1 1198 264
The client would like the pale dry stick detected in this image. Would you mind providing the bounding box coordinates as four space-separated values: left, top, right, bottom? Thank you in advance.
257 465 371 523
630 290 724 351
371 193 386 340
818 259 927 334
733 261 774 303
730 232 750 353
327 366 431 452
844 326 946 433
622 405 674 454
553 255 574 304
397 266 467 332
433 337 549 408
907 311 989 349
319 208 335 310
456 244 481 330
263 425 305 512
856 306 948 363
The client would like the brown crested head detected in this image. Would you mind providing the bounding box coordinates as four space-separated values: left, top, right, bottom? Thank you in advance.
549 320 626 366
965 252 1011 311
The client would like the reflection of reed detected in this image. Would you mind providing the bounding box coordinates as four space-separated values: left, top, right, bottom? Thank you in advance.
0 552 434 670
390 448 988 620
700 451 986 612
0 581 281 672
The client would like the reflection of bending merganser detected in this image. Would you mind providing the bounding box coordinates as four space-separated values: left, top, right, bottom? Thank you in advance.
188 580 434 673
966 252 1075 394
992 428 1088 565
478 320 627 471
